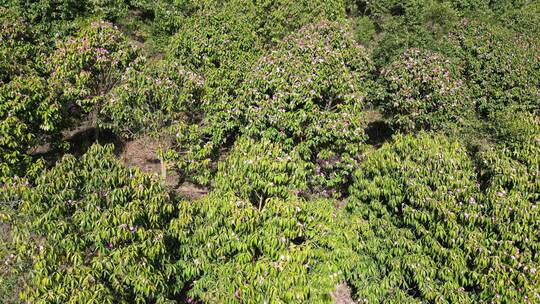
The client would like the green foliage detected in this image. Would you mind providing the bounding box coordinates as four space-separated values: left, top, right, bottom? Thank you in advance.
171 21 373 193
348 132 481 302
166 0 263 116
353 16 376 46
348 132 540 302
252 0 347 44
379 48 471 132
488 109 540 149
448 19 540 115
11 0 89 24
239 21 373 193
10 144 181 303
170 191 358 303
1 0 539 302
46 19 137 115
214 137 309 206
90 0 129 20
0 75 61 180
368 0 460 67
497 2 540 36
167 2 262 73
99 58 205 140
476 141 540 302
0 8 37 82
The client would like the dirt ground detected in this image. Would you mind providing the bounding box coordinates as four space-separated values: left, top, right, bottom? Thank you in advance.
119 137 208 200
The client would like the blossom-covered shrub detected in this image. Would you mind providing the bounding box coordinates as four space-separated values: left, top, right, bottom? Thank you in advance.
46 19 137 115
170 191 358 303
238 21 374 193
348 132 540 302
448 20 540 115
170 21 374 193
99 58 205 140
379 48 471 132
0 76 61 180
10 144 181 303
214 137 309 206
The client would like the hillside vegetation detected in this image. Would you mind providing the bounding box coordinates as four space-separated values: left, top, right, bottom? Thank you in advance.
1 0 539 303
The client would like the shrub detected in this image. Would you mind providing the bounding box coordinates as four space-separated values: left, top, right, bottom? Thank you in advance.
368 1 460 68
379 48 471 132
448 20 540 115
477 139 540 302
447 0 489 12
99 58 205 140
214 137 309 206
487 109 540 149
170 191 358 303
10 0 89 24
170 21 374 193
239 22 373 194
348 132 482 302
9 144 181 303
90 0 129 20
167 2 262 73
348 132 540 302
497 2 540 36
0 8 37 82
0 75 61 180
166 1 263 117
252 0 347 44
46 19 137 116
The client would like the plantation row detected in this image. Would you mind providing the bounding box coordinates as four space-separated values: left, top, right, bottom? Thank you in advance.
1 0 539 303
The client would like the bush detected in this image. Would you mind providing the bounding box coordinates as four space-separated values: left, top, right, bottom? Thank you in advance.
9 144 181 303
448 20 540 115
0 75 61 180
99 58 205 140
367 0 460 68
11 0 89 24
90 0 129 20
379 48 471 132
170 21 374 193
214 137 309 206
488 109 540 149
46 19 137 116
0 8 37 82
348 132 482 302
348 132 540 302
239 21 374 193
252 0 347 44
167 2 262 73
170 191 358 303
166 1 263 117
477 140 540 302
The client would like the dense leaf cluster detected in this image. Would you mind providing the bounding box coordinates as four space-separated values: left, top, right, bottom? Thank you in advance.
379 48 471 132
348 131 540 302
6 145 179 303
1 0 539 303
